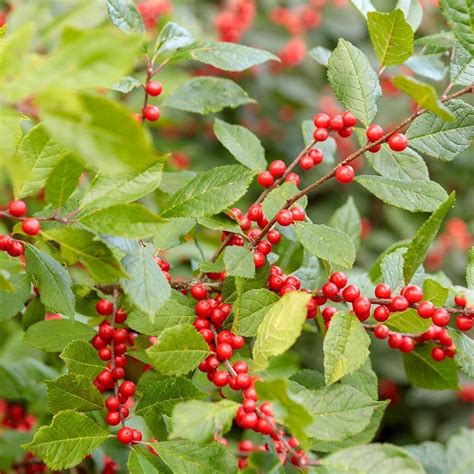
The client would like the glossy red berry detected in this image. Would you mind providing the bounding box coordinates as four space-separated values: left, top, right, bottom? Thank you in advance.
374 305 390 322
431 347 445 361
335 165 355 184
329 272 347 289
374 324 389 339
235 373 251 389
285 172 300 186
313 113 331 128
8 200 27 217
290 207 305 221
105 411 121 426
285 276 301 289
308 148 323 165
7 241 23 257
142 105 160 121
338 127 352 138
117 427 133 444
195 300 212 318
387 133 408 152
253 251 266 268
269 275 284 291
375 283 392 299
404 285 423 304
96 299 113 316
233 361 248 373
330 115 344 131
322 306 336 320
145 81 163 96
366 124 384 142
342 285 360 302
113 328 127 343
432 308 450 327
21 218 41 236
456 315 473 331
258 171 274 187
299 155 314 170
313 127 329 141
267 230 281 244
269 160 286 177
92 335 107 350
276 209 293 226
400 336 415 353
213 370 229 387
390 295 409 312
417 301 435 318
98 323 113 340
191 284 207 300
388 333 403 349
247 204 263 221
118 381 136 398
105 396 120 412
98 348 112 361
454 294 467 307
216 342 233 360
132 429 143 443
342 111 358 127
352 296 371 320
115 308 128 323
322 282 339 300
368 143 381 153
231 335 245 349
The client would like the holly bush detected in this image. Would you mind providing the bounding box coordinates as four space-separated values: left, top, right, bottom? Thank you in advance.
0 0 473 473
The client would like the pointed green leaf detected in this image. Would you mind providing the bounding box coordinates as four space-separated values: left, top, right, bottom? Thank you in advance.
155 22 193 56
128 447 164 474
328 197 361 251
450 44 474 86
106 0 145 33
44 157 83 208
60 340 104 379
223 246 255 279
447 428 474 474
0 273 30 322
449 328 474 378
441 0 474 54
396 0 423 31
262 182 307 220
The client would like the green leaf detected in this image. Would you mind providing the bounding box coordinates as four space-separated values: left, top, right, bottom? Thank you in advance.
136 377 207 417
80 162 164 211
106 0 145 33
60 340 104 379
356 175 448 212
44 157 83 207
42 227 127 284
450 44 474 86
406 100 474 162
440 0 474 54
153 218 196 250
128 447 164 474
38 90 159 175
112 75 142 93
214 119 266 171
176 41 278 71
232 288 279 336
80 203 164 238
161 165 255 218
153 440 238 474
5 28 140 101
365 145 429 181
25 244 75 317
155 22 193 56
368 9 414 66
0 23 34 83
295 222 356 269
327 39 381 126
467 247 474 290
253 291 311 371
198 214 240 234
446 428 474 474
122 243 171 315
309 46 331 66
449 328 474 378
405 54 448 82
15 124 67 199
328 196 361 251
47 374 103 413
299 384 381 441
403 344 459 390
396 0 423 31
255 379 312 445
324 312 370 385
350 0 376 17
405 441 447 474
302 120 337 162
262 182 307 220
414 32 457 52
146 324 209 376
223 246 255 279
342 360 378 400
163 77 255 114
404 193 455 282
392 76 455 121
23 410 110 470
170 400 239 444
322 444 424 474
0 273 30 322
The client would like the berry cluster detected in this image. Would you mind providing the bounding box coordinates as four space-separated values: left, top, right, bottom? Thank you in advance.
141 80 163 122
215 0 255 42
91 299 142 445
365 124 408 153
153 254 171 281
0 399 36 431
270 2 322 35
136 0 172 31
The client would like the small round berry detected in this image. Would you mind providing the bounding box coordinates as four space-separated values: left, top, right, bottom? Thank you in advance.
142 105 160 121
92 335 107 350
431 347 445 362
112 368 125 380
216 342 233 360
233 360 248 373
299 155 314 170
253 251 266 268
231 335 245 349
432 308 450 327
322 282 339 300
400 336 415 353
131 429 143 443
269 275 284 291
7 241 23 257
330 115 344 131
145 81 163 96
98 347 112 361
417 301 435 319
308 148 323 165
280 284 297 295
335 165 355 184
259 402 274 416
21 218 41 236
115 308 128 323
235 373 251 389
404 285 423 304
105 412 121 426
338 127 353 138
290 206 305 221
98 323 113 340
247 204 263 221
8 200 27 217
329 272 347 289
0 235 12 251
269 160 286 177
342 285 360 302
113 328 128 343
342 111 358 127
118 381 136 398
285 172 300 186
368 143 382 153
239 412 258 429
267 230 281 244
387 133 408 152
258 171 274 188
195 300 212 318
322 306 337 320
105 396 120 412
375 283 392 299
285 276 301 289
388 333 403 349
117 427 133 444
353 296 371 320
454 294 467 307
96 299 113 316
213 370 229 387
374 324 389 339
374 305 390 322
191 284 207 301
199 328 213 343
257 241 272 255
456 315 473 331
366 124 384 142
313 127 329 141
276 209 293 226
313 113 331 128
390 295 409 312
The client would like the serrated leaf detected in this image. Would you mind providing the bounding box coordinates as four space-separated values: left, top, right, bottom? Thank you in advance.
356 175 448 212
450 44 474 86
153 218 196 250
403 344 459 390
414 32 457 52
393 76 455 121
223 246 255 279
161 165 255 218
80 162 164 211
381 247 424 294
253 292 311 371
467 247 474 290
155 22 193 56
153 440 238 474
323 312 370 385
406 100 474 162
112 75 142 93
214 119 266 171
262 182 307 220
295 222 356 269
404 193 455 282
198 214 240 234
0 273 30 322
440 0 474 55
146 324 209 376
368 9 414 67
25 244 75 317
106 0 145 33
163 77 255 114
170 400 239 444
25 320 95 352
328 197 361 251
447 428 474 474
448 329 474 378
327 39 381 126
47 374 103 413
232 288 279 336
44 157 83 208
405 54 448 82
396 0 423 31
176 41 279 71
309 46 331 66
342 359 378 400
60 340 104 379
128 447 164 474
23 411 110 470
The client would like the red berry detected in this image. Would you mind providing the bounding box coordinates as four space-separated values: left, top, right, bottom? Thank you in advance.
235 373 251 389
243 399 257 412
7 241 24 257
322 306 336 320
387 133 408 152
352 296 371 320
329 272 347 289
400 336 415 353
195 300 212 318
454 295 467 307
97 370 114 388
276 209 293 226
115 308 128 323
213 370 229 387
338 127 353 138
388 333 403 349
239 412 258 429
191 284 207 300
308 148 323 165
374 305 390 322
92 335 107 350
322 282 339 300
417 301 435 319
112 367 125 380
21 218 40 236
0 235 12 251
206 356 220 371
98 323 113 340
216 343 233 360
335 165 355 184
330 115 344 131
366 124 384 142
285 276 301 289
231 334 245 349
342 111 357 127
431 347 445 361
253 251 266 268
117 427 133 444
374 324 389 339
199 328 214 343
269 160 286 177
143 105 160 121
456 315 473 331
105 396 120 412
247 204 263 221
280 284 297 295
267 229 281 244
285 172 300 186
313 127 329 141
313 113 330 128
118 381 136 398
375 283 391 299
132 429 143 443
256 418 273 435
290 207 305 221
113 328 128 343
404 285 423 304
105 412 121 426
269 275 284 291
96 299 113 316
342 285 360 302
9 200 27 217
145 81 163 96
258 171 274 187
368 143 382 153
390 295 409 312
299 155 314 170
432 309 450 327
233 361 248 373
99 348 112 361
